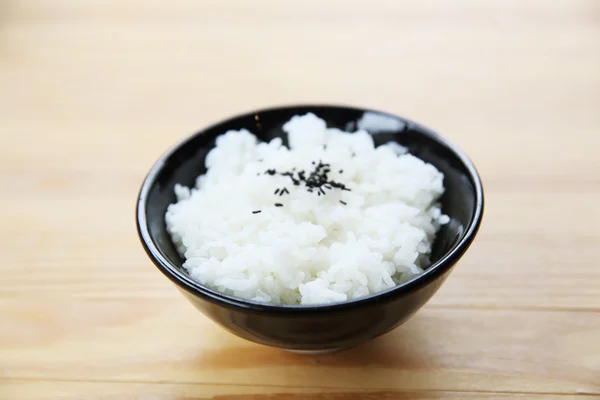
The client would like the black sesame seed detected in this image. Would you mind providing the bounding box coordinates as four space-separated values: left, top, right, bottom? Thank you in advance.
274 203 283 207
252 210 261 214
339 200 347 205
339 169 343 173
265 162 350 197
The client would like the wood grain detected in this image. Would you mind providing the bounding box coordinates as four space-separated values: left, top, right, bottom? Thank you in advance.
1 298 598 394
3 382 596 400
1 0 599 398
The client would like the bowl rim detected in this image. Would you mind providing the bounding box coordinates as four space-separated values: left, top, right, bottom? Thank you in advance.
136 104 484 314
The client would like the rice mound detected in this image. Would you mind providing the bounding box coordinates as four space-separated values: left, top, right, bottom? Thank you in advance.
165 113 448 305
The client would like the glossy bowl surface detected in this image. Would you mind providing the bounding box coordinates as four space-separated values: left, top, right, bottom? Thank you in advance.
136 105 484 352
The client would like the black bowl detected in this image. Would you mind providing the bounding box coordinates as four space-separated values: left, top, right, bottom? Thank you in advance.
136 105 484 353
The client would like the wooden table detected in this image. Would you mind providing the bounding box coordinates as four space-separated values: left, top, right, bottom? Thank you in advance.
1 1 598 398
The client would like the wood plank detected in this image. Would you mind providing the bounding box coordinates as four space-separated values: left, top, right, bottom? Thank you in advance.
2 380 593 400
1 1 599 183
0 298 597 394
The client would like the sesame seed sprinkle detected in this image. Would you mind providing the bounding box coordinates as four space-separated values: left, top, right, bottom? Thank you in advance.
260 160 351 201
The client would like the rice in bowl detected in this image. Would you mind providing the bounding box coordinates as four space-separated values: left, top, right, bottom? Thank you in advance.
165 113 449 305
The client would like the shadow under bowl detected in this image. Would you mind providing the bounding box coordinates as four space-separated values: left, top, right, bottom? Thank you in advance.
136 104 484 353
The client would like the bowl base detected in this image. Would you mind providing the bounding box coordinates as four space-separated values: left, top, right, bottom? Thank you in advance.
284 348 345 355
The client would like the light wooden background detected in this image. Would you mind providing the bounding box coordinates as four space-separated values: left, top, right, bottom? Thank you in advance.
1 0 599 399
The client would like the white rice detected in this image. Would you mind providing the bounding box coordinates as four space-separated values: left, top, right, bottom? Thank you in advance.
165 113 448 305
